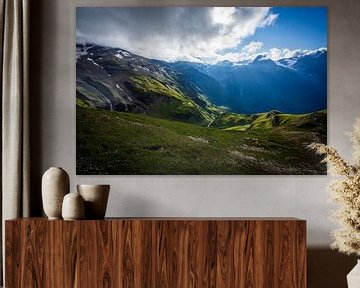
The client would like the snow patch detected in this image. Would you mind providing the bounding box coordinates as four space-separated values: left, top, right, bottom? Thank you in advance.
283 59 297 66
115 50 131 59
275 60 297 70
141 66 150 72
103 97 113 111
86 58 103 69
76 45 93 60
303 47 327 56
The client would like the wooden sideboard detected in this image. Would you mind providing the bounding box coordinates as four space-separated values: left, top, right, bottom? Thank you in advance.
5 218 306 287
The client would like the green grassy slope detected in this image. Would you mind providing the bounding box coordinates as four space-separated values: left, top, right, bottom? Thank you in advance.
210 113 254 129
212 110 326 133
77 106 326 175
130 75 221 124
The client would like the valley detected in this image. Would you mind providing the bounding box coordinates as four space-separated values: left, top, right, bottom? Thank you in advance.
76 43 327 175
77 105 326 175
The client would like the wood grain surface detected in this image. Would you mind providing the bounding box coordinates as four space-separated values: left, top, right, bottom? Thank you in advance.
5 218 306 288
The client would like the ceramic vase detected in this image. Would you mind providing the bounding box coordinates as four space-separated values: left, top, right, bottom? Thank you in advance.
77 184 110 219
347 259 360 288
62 192 85 220
42 167 70 219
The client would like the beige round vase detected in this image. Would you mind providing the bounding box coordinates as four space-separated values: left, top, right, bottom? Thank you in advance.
77 184 110 219
42 167 70 219
62 192 85 220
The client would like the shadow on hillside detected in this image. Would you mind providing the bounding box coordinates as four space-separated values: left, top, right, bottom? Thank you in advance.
308 248 357 288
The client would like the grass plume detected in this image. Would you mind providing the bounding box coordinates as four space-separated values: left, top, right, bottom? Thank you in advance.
308 118 360 256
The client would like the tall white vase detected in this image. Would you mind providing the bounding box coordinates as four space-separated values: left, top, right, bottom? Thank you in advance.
347 260 360 288
42 167 70 219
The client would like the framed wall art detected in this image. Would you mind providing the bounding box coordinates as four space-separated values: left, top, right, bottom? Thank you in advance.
76 7 327 175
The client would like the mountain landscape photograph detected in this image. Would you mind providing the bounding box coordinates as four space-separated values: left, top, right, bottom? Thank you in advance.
76 7 327 175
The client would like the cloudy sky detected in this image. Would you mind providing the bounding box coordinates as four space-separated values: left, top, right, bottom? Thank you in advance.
76 7 327 63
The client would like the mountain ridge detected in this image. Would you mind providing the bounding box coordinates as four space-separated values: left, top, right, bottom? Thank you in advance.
76 43 327 121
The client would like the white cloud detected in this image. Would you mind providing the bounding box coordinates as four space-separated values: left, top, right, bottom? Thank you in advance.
260 13 279 27
77 7 278 62
266 48 304 61
265 47 327 61
243 41 264 54
213 41 264 63
211 7 237 25
212 46 327 63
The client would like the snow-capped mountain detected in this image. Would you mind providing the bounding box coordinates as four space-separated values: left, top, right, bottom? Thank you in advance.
275 48 327 69
171 48 327 114
76 43 327 116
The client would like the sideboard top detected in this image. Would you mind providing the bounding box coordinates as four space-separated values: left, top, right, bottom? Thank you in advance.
6 217 305 222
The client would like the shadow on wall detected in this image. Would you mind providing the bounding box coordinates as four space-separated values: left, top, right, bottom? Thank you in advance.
29 0 46 216
308 248 357 288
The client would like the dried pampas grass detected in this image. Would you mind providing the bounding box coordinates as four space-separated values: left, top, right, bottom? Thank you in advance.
308 118 360 256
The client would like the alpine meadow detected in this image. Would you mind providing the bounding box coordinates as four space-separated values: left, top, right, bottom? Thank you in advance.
76 7 327 175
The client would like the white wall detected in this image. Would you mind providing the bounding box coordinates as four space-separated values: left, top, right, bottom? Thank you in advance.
31 0 360 247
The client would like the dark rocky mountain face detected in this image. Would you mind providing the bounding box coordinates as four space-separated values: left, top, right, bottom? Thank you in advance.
76 44 222 125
